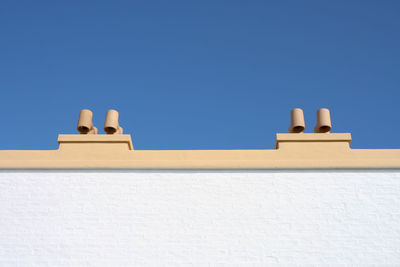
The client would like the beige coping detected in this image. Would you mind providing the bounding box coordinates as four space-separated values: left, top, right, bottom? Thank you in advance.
0 133 399 168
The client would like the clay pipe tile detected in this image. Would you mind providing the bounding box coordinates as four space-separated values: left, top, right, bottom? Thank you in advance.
77 109 98 134
104 109 123 134
314 108 332 133
289 108 305 133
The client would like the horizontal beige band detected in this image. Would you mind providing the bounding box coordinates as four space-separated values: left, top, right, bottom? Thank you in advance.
0 133 398 168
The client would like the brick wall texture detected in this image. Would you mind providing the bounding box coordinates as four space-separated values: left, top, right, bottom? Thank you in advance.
0 170 399 266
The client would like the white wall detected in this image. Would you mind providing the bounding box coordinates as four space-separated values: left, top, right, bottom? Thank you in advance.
0 170 399 266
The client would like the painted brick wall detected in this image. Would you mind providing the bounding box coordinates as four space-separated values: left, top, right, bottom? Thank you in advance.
0 170 399 266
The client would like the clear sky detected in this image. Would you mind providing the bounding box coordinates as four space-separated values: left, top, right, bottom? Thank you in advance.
1 1 399 150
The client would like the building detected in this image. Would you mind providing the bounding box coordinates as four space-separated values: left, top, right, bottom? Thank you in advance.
0 109 399 266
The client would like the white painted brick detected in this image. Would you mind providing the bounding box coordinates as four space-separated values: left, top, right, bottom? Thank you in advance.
0 170 399 266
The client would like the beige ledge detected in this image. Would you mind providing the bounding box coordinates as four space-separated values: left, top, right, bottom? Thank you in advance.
0 133 398 168
58 134 134 151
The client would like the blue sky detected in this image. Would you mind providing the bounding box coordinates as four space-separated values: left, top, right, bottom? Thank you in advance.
0 1 399 150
